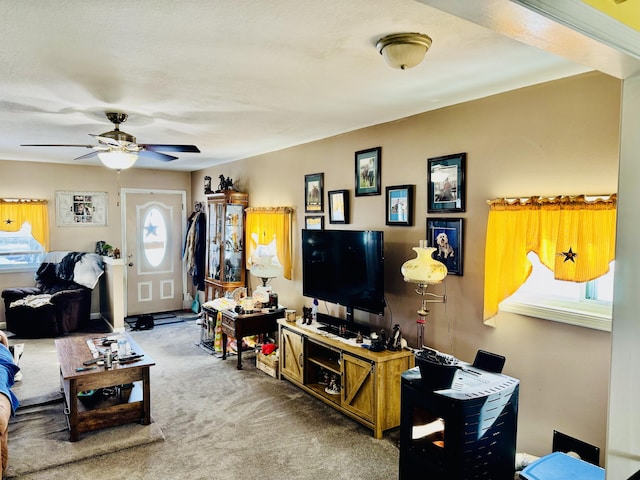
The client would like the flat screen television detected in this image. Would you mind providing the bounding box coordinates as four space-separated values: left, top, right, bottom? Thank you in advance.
301 229 385 317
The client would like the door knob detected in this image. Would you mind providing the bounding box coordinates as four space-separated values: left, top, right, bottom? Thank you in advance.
128 262 134 267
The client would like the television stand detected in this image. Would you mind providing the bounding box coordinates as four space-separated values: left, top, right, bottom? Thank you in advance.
316 312 371 337
316 324 358 339
278 318 414 438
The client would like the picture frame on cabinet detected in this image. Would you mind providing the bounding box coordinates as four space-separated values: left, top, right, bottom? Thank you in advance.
426 217 463 276
305 216 324 230
328 189 349 224
355 147 381 196
427 152 466 213
385 185 414 226
305 173 324 213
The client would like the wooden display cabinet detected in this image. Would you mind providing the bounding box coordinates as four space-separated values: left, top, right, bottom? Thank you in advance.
278 318 414 439
205 190 249 301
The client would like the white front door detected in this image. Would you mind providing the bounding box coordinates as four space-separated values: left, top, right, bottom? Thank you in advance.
122 189 186 316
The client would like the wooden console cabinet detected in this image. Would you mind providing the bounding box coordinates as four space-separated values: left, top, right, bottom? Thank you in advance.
278 318 413 439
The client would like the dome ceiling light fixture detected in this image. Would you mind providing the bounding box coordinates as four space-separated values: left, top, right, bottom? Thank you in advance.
376 32 433 70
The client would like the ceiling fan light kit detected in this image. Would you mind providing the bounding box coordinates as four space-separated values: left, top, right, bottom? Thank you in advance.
376 32 432 70
97 150 139 170
21 112 200 170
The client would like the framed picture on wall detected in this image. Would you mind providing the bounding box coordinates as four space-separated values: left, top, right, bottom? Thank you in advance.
385 185 414 226
426 217 463 276
56 191 108 227
305 173 324 213
305 216 324 230
427 152 466 213
328 189 349 224
355 147 381 196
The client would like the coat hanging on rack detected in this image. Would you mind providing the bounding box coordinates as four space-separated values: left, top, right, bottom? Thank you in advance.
184 202 207 290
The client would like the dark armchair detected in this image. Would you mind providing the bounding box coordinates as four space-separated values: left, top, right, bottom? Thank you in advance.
1 252 103 338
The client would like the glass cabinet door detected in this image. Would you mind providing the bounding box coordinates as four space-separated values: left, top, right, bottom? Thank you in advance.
223 203 244 282
207 202 222 281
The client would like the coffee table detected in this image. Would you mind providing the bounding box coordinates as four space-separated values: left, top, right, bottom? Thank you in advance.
55 332 155 441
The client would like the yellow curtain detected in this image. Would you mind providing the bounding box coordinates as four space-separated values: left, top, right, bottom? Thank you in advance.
483 194 616 324
0 198 49 250
245 207 293 280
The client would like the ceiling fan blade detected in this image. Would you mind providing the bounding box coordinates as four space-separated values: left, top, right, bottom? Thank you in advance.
21 143 96 148
140 144 200 153
74 151 99 161
90 134 123 149
138 150 178 162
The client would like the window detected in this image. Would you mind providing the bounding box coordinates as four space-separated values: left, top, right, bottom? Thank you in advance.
0 198 49 272
483 194 616 324
500 252 613 331
142 207 168 267
0 221 46 272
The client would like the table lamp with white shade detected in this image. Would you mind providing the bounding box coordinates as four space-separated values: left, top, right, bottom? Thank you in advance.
250 254 283 307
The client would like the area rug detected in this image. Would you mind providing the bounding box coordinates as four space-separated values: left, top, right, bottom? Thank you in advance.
5 396 165 478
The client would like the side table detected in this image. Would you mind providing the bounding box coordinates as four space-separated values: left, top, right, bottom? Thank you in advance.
221 308 284 369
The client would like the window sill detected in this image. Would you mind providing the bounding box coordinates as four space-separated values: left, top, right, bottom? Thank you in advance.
0 265 38 274
500 295 612 332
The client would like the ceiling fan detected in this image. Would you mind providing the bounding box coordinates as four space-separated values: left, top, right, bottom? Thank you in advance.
21 112 200 170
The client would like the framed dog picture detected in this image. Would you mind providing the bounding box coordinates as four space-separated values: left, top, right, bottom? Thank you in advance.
427 152 466 213
426 217 463 276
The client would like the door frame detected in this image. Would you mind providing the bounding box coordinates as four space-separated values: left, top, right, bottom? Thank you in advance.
121 188 188 317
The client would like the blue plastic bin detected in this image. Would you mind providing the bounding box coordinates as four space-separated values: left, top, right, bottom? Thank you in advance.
520 452 605 480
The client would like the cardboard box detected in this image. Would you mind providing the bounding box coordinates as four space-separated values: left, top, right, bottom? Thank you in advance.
256 352 279 378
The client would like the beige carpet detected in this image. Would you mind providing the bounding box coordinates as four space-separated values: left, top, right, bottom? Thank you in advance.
5 335 165 479
6 400 164 478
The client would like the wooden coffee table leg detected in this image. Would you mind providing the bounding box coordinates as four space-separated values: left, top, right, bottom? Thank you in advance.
142 367 151 425
69 377 79 442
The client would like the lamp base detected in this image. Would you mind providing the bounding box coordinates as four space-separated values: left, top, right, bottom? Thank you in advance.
253 285 272 304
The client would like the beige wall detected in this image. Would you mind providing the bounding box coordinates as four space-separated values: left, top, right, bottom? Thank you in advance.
0 163 191 320
191 71 619 458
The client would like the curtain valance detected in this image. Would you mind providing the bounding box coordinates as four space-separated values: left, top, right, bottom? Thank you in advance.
483 194 616 323
0 198 49 250
245 207 293 280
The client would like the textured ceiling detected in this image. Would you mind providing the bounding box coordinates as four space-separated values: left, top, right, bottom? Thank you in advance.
0 0 594 171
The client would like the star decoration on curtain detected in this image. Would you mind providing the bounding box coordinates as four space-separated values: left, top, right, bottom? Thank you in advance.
4 218 13 225
559 247 577 263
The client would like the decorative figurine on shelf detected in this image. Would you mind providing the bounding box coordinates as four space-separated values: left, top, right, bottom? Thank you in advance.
369 330 386 352
325 375 340 395
216 175 235 192
112 248 121 259
302 306 313 325
387 324 402 351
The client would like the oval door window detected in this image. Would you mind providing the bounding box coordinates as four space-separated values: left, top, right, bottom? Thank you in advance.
143 207 167 267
